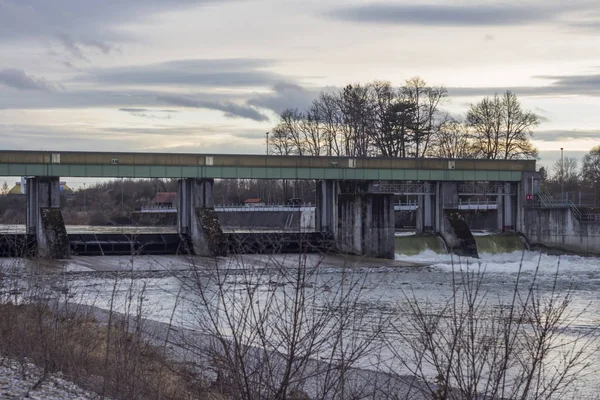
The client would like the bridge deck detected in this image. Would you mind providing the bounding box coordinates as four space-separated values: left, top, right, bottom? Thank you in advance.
0 151 535 181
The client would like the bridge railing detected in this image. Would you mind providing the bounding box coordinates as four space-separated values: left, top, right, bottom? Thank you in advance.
444 199 498 210
372 183 434 194
458 183 516 195
528 188 600 223
139 203 316 213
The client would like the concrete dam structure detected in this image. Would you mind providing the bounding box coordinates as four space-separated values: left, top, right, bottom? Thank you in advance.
0 150 541 259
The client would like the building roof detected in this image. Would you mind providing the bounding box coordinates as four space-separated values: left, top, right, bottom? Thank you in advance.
244 198 264 203
152 192 177 204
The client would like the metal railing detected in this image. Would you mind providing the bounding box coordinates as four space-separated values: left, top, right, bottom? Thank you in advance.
216 204 314 212
138 203 315 213
444 199 498 210
458 183 516 195
395 200 418 211
139 205 177 213
372 183 434 195
533 188 600 223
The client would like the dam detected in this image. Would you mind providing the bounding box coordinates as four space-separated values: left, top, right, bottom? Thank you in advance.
0 150 539 259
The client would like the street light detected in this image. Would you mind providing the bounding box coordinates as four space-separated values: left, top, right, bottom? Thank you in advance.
560 147 564 203
83 182 87 212
595 180 598 207
265 131 270 155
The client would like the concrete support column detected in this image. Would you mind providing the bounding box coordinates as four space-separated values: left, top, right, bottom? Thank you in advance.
416 183 434 233
434 182 459 246
26 177 69 258
317 180 394 259
435 181 478 257
496 193 504 231
337 192 395 259
315 180 339 236
516 171 539 233
503 182 514 231
177 178 226 256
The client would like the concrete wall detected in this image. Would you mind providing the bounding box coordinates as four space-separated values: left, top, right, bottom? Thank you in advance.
521 208 600 255
337 193 395 259
26 177 70 258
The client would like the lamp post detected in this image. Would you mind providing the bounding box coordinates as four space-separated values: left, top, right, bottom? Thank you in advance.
266 131 270 155
560 147 564 203
83 182 87 212
595 180 598 207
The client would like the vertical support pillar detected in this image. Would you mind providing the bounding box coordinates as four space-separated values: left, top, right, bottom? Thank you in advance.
177 178 225 256
315 180 339 236
416 185 434 233
336 181 395 259
516 172 538 233
496 193 504 231
435 182 459 248
503 182 514 231
26 177 69 258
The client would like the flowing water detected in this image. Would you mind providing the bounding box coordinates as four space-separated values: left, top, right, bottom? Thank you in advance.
2 234 600 397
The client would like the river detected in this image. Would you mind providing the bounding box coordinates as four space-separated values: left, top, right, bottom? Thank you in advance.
2 238 600 398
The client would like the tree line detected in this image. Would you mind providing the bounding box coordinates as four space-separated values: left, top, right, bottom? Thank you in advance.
543 145 600 205
268 77 539 160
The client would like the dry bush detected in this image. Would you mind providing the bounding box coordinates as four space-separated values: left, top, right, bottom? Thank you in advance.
387 257 599 400
174 248 390 400
0 267 215 400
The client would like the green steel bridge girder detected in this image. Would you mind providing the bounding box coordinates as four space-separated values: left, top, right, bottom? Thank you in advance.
0 163 524 182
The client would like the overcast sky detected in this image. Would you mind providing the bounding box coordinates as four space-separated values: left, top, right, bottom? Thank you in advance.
1 0 599 173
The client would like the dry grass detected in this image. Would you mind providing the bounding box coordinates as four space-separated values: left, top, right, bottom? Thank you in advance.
0 302 222 400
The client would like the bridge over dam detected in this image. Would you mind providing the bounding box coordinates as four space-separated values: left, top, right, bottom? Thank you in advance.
0 150 539 259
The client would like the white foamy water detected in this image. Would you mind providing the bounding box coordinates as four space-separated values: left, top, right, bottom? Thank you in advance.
4 249 600 398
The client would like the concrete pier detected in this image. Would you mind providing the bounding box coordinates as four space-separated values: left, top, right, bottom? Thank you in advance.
317 180 395 259
416 183 434 232
177 178 227 256
26 177 70 258
435 182 459 248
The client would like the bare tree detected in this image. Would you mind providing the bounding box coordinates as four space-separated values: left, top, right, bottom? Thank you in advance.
551 156 579 185
312 92 343 156
388 261 598 400
338 84 376 157
179 253 387 400
467 91 539 160
370 81 416 158
581 145 600 187
402 77 447 158
432 119 475 159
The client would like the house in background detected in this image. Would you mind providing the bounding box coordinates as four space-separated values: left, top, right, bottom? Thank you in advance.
244 198 265 207
152 192 177 207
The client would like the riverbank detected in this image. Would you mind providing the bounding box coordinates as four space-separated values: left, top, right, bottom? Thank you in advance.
0 358 106 400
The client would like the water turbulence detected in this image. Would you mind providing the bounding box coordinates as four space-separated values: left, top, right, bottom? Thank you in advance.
474 234 526 254
395 233 446 255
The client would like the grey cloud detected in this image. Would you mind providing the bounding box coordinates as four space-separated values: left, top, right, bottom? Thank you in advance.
533 129 600 142
447 72 600 97
329 3 562 26
157 94 269 122
79 59 285 88
119 107 179 119
119 108 178 113
0 0 231 43
247 82 324 114
55 33 114 61
0 87 233 110
0 123 266 154
0 68 55 91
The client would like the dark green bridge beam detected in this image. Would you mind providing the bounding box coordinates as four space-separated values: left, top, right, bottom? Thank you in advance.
0 151 535 181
